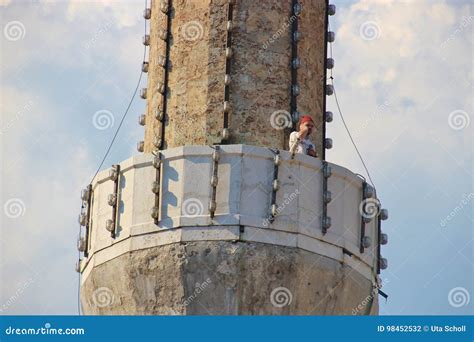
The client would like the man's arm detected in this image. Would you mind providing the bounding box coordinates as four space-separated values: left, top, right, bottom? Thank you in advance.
307 148 317 157
307 143 318 158
289 132 300 155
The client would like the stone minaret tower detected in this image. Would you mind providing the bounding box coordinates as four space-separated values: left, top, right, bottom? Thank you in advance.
77 0 389 315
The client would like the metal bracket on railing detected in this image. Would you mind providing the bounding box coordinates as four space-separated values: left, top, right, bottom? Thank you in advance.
376 213 381 274
321 161 332 234
378 207 389 271
221 1 234 143
78 184 93 258
209 146 220 218
83 184 92 257
269 150 281 223
359 181 375 253
151 151 162 224
106 164 121 238
359 182 368 253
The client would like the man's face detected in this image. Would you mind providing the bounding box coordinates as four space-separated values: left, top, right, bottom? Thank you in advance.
302 121 314 135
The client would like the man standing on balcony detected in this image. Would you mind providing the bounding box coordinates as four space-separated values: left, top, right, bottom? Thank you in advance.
289 115 318 157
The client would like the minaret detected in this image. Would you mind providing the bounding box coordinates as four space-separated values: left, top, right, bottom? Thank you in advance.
77 0 389 315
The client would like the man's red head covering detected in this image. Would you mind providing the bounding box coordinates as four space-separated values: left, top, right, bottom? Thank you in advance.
300 115 314 125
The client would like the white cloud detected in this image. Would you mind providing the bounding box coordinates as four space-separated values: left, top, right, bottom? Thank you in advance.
0 82 95 313
327 0 472 180
66 0 141 28
1 0 144 83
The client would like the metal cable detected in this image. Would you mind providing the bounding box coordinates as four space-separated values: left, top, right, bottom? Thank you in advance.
78 0 149 315
328 20 381 300
89 0 148 185
327 21 376 189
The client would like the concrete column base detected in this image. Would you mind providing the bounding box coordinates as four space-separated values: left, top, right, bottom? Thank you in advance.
81 240 377 315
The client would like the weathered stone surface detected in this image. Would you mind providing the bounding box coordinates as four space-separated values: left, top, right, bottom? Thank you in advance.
144 0 326 155
81 241 377 315
297 0 326 157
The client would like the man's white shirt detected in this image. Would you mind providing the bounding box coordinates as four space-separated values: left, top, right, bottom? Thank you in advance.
289 131 315 155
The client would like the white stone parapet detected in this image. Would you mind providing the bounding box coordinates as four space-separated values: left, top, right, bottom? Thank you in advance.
79 145 383 285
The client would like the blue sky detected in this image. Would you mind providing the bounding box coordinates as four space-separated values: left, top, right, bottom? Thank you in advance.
1 0 472 315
